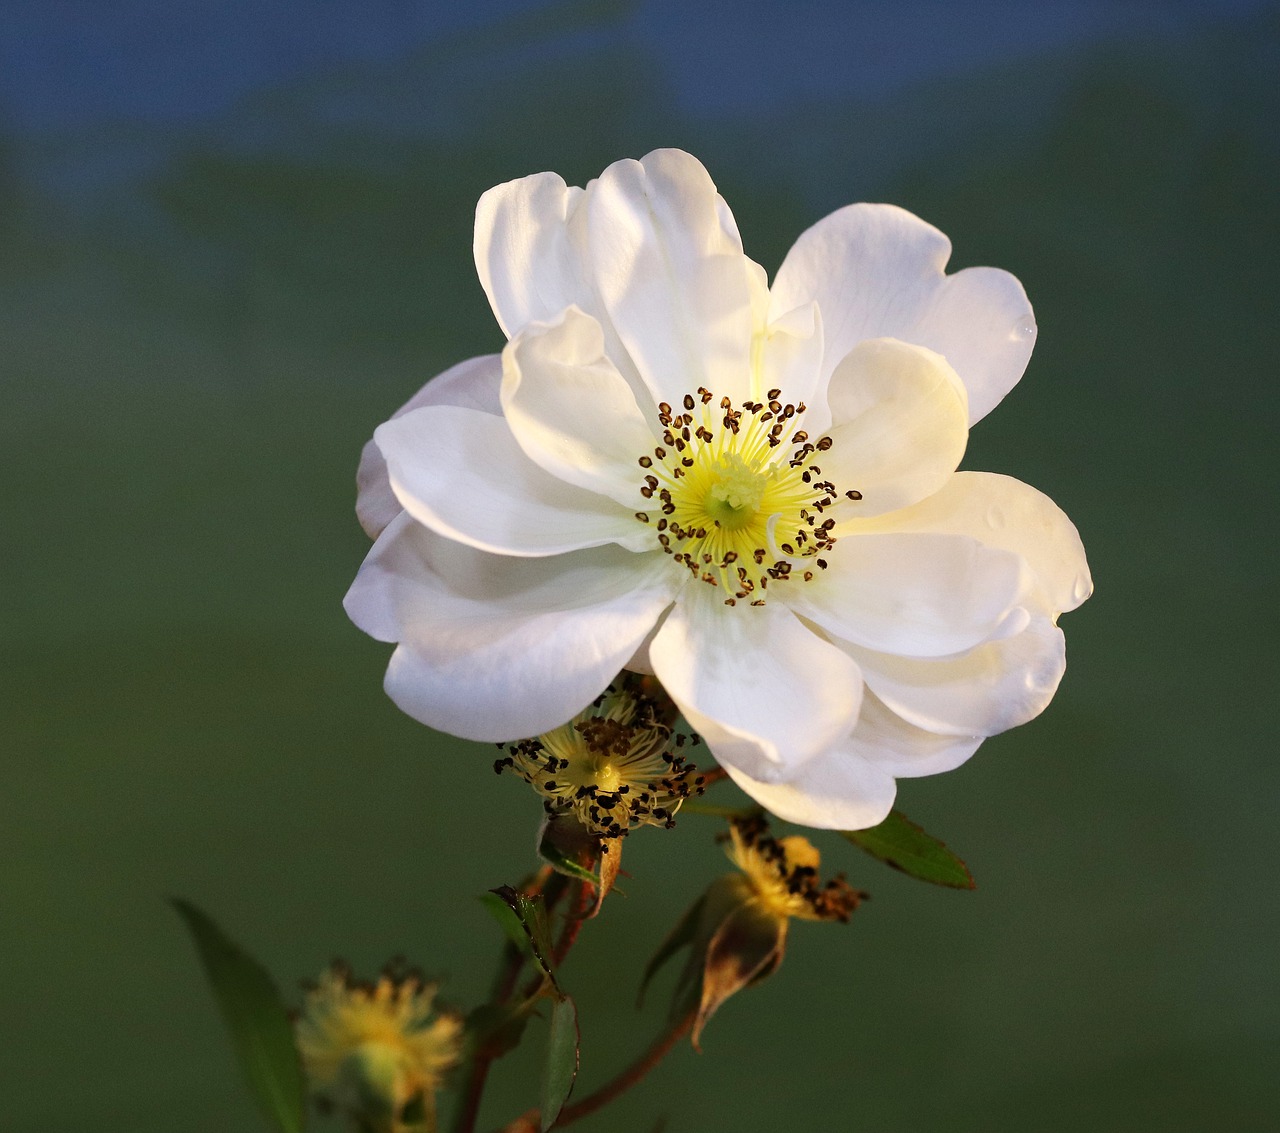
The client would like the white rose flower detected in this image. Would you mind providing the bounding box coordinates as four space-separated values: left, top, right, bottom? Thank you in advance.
346 149 1091 830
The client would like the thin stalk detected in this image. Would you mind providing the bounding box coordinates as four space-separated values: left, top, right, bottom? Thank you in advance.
494 1007 696 1132
451 868 561 1133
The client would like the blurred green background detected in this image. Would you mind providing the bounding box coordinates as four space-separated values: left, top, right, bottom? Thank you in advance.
3 1 1278 1129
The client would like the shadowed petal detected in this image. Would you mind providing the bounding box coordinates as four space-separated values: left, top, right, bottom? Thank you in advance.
356 354 503 538
649 593 863 783
344 513 674 741
377 404 647 556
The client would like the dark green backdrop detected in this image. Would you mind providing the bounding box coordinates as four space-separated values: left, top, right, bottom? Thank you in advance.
3 5 1277 1130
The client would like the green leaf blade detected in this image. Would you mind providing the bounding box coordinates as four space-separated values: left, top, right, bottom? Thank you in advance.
171 899 307 1133
478 887 557 987
540 995 580 1132
841 810 976 889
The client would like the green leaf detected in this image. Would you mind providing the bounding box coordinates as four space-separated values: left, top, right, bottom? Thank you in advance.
638 893 705 1008
171 899 307 1133
841 810 976 889
537 830 599 887
540 995 580 1131
478 887 557 986
463 997 539 1061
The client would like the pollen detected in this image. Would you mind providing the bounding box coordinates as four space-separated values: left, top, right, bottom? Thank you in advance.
633 388 858 603
723 814 864 922
496 674 706 841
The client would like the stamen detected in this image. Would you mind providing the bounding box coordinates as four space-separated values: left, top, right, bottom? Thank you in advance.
632 389 860 604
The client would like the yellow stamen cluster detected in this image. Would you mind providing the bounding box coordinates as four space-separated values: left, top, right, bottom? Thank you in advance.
724 814 863 922
634 388 861 605
296 963 463 1116
495 675 706 840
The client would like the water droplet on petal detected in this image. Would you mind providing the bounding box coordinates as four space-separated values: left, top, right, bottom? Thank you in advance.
1012 315 1037 342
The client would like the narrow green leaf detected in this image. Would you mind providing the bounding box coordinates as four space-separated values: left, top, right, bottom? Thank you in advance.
537 831 599 887
637 894 705 1007
464 996 539 1061
171 899 307 1133
479 887 557 985
841 810 976 889
540 995 580 1131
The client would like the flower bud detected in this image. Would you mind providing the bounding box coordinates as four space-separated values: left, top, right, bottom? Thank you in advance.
642 815 865 1048
296 964 462 1132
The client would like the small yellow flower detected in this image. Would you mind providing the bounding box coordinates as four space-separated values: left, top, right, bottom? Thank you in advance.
495 674 705 840
724 813 862 922
296 964 463 1131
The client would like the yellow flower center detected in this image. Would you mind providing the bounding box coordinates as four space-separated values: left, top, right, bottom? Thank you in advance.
724 815 863 923
634 388 860 605
497 677 706 840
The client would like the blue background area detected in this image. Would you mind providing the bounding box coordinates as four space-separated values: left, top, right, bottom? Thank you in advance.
2 2 1278 1130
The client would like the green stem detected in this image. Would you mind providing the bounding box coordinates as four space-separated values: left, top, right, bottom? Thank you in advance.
451 868 562 1133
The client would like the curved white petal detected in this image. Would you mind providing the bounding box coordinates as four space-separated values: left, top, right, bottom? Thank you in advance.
842 691 984 780
822 338 969 517
769 203 1035 424
501 308 658 507
376 405 647 557
474 172 588 339
757 301 827 428
649 593 863 783
356 354 503 539
788 532 1028 657
586 149 758 407
344 512 674 741
851 471 1092 615
851 612 1066 737
725 745 896 831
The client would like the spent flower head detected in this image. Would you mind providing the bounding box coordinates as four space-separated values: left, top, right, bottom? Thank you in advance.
495 673 706 840
723 812 862 923
296 963 462 1132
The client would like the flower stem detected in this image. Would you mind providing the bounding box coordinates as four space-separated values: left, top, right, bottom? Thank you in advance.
451 868 559 1133
494 1007 696 1132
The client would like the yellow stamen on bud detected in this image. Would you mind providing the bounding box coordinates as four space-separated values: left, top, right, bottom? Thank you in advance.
296 964 463 1131
724 814 863 922
496 674 706 840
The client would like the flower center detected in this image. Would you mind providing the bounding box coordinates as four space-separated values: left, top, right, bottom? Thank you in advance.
724 815 863 923
634 388 861 605
496 677 706 840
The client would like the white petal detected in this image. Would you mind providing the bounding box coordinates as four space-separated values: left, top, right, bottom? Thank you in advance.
770 203 1035 424
649 593 863 783
852 471 1092 615
501 308 657 506
822 337 969 517
842 691 984 780
789 532 1028 657
851 613 1066 737
356 354 503 539
376 404 646 557
344 512 674 741
758 301 827 426
724 748 897 831
474 171 588 339
586 149 758 407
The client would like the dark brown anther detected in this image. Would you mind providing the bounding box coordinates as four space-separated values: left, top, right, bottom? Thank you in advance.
845 490 863 500
635 511 650 523
683 394 695 410
638 455 653 468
